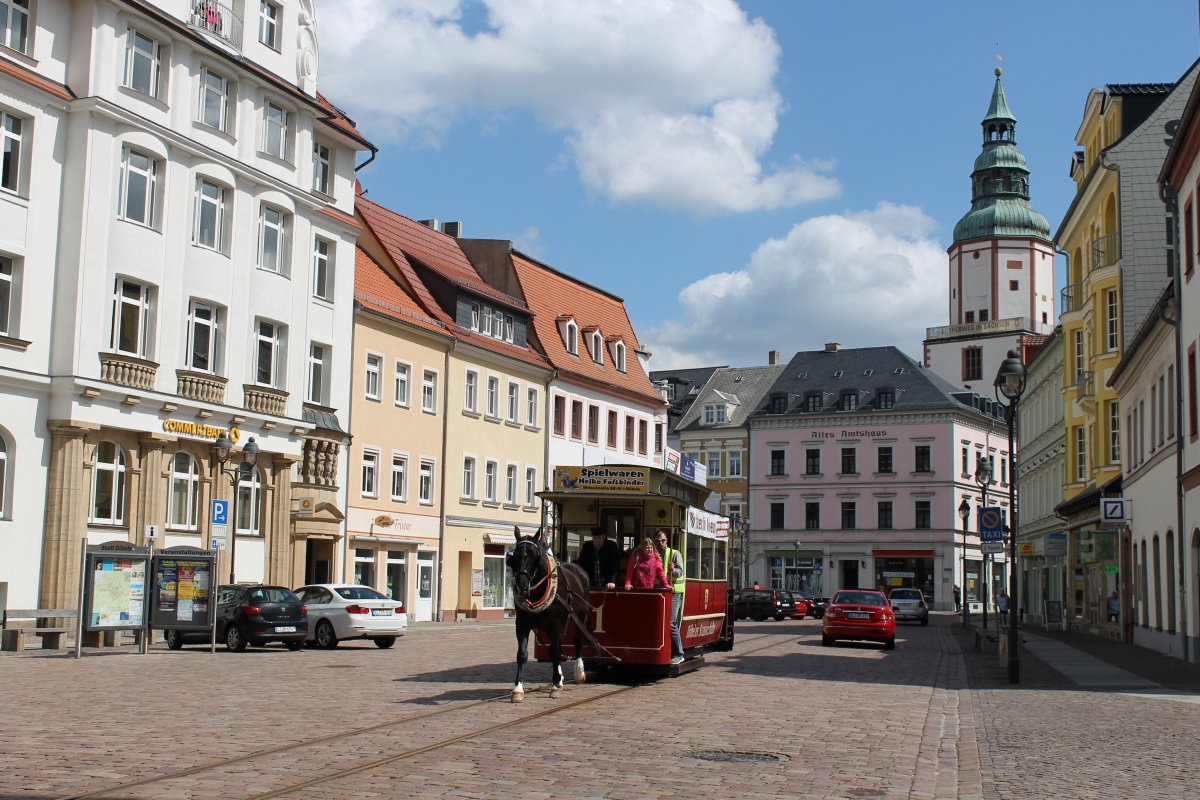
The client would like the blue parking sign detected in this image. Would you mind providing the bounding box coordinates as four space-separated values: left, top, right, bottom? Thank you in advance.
212 499 229 526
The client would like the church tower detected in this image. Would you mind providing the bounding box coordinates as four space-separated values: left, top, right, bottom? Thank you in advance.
924 70 1055 390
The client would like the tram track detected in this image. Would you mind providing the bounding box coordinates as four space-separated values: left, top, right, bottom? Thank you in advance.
56 629 800 800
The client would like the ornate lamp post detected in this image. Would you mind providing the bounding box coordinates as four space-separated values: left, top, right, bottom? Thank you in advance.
212 434 260 584
958 497 970 628
975 458 993 631
793 539 802 592
995 349 1027 684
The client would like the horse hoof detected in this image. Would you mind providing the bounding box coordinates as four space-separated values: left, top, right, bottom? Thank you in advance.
574 662 586 684
511 691 524 704
549 687 561 699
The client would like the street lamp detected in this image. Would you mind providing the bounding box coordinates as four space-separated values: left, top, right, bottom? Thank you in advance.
975 458 992 631
213 434 260 584
958 497 970 628
995 348 1027 685
793 539 802 592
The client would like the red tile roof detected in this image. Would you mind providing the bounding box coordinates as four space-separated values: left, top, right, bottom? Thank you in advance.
354 248 449 337
0 58 73 101
510 253 666 407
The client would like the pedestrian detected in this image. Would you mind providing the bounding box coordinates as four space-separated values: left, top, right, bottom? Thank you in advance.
1107 590 1120 622
655 529 686 665
624 537 668 590
953 584 962 612
996 590 1010 625
575 527 620 590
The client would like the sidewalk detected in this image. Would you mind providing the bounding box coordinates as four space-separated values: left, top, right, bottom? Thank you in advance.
1020 622 1200 692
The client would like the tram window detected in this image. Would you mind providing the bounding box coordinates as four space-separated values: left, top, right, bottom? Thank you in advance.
714 540 727 580
700 538 714 579
564 528 587 562
686 535 700 579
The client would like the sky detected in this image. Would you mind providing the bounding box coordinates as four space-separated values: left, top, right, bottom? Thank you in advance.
318 0 1200 369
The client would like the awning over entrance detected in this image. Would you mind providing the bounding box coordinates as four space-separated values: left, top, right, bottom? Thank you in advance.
484 532 517 544
350 534 428 546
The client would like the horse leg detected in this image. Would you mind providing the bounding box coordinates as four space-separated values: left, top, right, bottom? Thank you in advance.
573 610 587 684
549 627 563 699
512 619 529 703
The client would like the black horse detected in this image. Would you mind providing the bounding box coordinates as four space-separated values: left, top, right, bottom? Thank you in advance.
506 527 591 702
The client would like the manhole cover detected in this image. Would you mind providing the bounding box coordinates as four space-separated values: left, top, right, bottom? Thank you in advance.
685 750 788 763
847 791 887 798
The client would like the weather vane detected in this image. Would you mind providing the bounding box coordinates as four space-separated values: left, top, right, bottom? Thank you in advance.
995 42 1003 76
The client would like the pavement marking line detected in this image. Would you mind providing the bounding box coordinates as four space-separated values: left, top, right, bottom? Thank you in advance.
1020 634 1158 687
1113 689 1200 705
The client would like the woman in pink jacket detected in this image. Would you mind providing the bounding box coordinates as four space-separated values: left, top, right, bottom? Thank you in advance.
625 537 668 590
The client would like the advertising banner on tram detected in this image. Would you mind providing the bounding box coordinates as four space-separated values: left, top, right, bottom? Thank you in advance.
686 507 729 540
553 466 650 492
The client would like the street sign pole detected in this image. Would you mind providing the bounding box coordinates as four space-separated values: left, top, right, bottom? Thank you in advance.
210 545 220 654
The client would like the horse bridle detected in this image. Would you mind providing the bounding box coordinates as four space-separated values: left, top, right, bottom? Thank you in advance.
512 539 558 613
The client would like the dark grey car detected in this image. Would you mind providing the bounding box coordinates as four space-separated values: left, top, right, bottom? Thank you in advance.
165 585 308 651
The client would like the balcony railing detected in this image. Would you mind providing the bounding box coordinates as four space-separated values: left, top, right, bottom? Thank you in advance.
243 384 288 417
188 0 242 51
99 352 158 391
176 370 227 404
1061 283 1084 314
1075 370 1095 402
926 316 1053 341
1092 232 1120 271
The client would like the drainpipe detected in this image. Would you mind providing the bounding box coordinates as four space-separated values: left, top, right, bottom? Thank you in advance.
435 339 457 622
1160 183 1189 662
543 370 557 539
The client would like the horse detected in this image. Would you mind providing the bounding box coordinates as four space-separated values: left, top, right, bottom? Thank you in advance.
506 526 591 703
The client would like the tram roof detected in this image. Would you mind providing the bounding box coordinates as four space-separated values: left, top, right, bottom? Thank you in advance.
537 464 712 508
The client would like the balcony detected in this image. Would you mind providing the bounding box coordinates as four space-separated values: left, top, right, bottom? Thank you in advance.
1061 283 1084 315
1075 370 1095 403
188 0 242 51
243 385 289 417
176 370 228 404
925 316 1053 341
99 352 158 391
1092 232 1120 271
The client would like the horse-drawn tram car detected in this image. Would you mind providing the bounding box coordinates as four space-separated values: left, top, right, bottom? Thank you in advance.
523 464 734 678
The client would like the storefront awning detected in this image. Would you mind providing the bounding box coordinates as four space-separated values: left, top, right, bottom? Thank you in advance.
484 532 517 544
350 534 428 546
873 550 935 557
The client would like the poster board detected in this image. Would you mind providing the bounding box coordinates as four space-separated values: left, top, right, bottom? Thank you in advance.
84 541 150 632
1044 600 1064 627
150 546 216 630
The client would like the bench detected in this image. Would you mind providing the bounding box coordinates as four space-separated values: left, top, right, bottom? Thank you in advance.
1 609 78 651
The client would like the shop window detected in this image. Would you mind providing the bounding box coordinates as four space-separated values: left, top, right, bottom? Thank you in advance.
167 452 201 531
483 544 511 608
90 441 127 526
354 548 375 588
386 551 406 603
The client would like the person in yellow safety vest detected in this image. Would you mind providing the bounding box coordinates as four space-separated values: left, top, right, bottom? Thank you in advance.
654 529 685 664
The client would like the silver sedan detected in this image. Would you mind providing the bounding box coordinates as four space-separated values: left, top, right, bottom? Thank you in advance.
888 588 930 625
293 584 408 649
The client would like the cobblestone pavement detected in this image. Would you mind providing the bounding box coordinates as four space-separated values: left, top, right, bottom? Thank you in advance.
1 614 1198 799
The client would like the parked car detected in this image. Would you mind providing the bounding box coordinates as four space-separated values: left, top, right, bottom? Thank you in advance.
778 591 809 619
732 589 797 621
794 589 829 619
822 590 895 650
165 584 307 652
293 584 407 649
887 588 929 625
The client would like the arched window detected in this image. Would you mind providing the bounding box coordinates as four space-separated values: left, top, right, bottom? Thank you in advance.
591 331 603 364
0 435 7 519
1140 539 1149 627
91 441 127 525
565 321 578 355
1152 535 1163 630
167 452 201 531
1166 530 1177 632
235 466 262 536
613 341 626 373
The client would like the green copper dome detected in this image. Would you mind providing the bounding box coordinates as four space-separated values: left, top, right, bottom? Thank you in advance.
952 71 1050 244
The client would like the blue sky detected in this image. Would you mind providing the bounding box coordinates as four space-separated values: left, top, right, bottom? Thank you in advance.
320 1 1200 368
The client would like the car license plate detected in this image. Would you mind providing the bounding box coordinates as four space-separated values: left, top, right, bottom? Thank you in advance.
846 612 871 620
371 609 392 616
275 626 297 633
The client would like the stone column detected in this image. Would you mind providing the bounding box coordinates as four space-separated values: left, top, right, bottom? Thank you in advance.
136 434 172 544
38 422 99 611
267 454 297 586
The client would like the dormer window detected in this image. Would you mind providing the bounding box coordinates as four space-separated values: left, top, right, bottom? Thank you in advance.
565 320 578 355
769 394 787 414
591 330 603 364
804 394 821 412
876 389 895 410
703 404 727 425
470 302 480 331
613 340 626 372
482 307 493 336
840 391 858 411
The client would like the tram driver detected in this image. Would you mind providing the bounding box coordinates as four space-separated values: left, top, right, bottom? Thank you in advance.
576 527 621 590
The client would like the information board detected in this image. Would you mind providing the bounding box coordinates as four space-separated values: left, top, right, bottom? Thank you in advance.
1044 600 1064 627
84 541 151 632
150 546 216 630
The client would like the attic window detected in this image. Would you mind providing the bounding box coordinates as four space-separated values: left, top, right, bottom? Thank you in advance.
564 320 578 355
797 372 808 379
703 404 727 425
876 389 895 410
769 394 787 414
470 302 480 331
894 368 905 375
613 341 626 373
863 369 873 377
833 371 843 378
804 394 821 412
840 392 858 411
591 330 603 365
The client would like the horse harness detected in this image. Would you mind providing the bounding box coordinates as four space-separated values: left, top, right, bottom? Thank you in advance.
513 541 621 662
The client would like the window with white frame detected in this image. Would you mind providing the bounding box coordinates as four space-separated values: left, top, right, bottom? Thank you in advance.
259 0 280 48
422 370 436 413
565 320 577 354
1 0 30 54
728 450 742 477
90 441 126 525
504 315 514 342
199 66 229 131
124 29 162 98
111 279 153 358
262 100 288 159
708 453 721 477
613 341 626 372
1 111 21 193
464 370 478 412
487 376 499 418
313 141 332 195
591 330 603 364
0 435 6 519
1109 400 1120 464
361 450 379 497
418 459 434 504
365 354 381 400
308 343 327 404
484 460 498 503
492 313 504 340
394 362 409 407
524 467 536 507
527 388 538 427
1106 289 1119 352
193 179 225 251
167 452 200 530
0 255 12 336
312 238 333 301
505 464 517 505
507 382 519 422
390 454 407 501
254 320 283 387
235 466 262 534
185 299 219 373
470 302 480 330
1075 426 1087 482
258 205 287 274
118 147 156 227
482 307 493 336
461 456 476 499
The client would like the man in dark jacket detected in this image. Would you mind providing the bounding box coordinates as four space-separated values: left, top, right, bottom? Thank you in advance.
575 527 621 589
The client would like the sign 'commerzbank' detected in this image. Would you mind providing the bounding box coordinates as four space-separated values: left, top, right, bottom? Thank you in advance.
554 466 649 492
163 419 240 443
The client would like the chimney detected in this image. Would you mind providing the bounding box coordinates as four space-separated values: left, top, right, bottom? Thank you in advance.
768 350 780 365
417 219 440 230
825 342 841 353
442 221 463 237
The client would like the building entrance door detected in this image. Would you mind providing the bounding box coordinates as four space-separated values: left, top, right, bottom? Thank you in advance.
305 539 332 585
841 560 859 590
416 552 434 622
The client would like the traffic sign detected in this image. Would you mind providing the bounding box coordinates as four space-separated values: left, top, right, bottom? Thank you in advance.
144 524 160 540
1101 498 1129 525
212 499 230 526
978 507 1003 542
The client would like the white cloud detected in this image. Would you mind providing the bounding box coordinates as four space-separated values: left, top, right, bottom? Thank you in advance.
317 0 840 212
643 203 946 368
512 225 544 257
